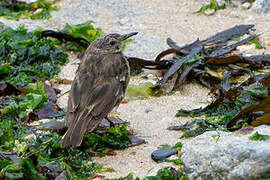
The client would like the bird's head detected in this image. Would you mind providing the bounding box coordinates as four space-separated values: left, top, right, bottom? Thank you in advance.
89 32 138 54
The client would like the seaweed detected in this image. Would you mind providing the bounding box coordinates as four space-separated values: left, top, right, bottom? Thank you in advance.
0 25 68 87
0 0 60 20
126 82 165 101
82 124 131 156
114 168 181 180
249 131 270 141
144 168 174 180
57 21 103 53
196 0 226 14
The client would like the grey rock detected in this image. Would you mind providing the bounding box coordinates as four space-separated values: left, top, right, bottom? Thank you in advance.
128 135 145 147
181 125 270 180
42 161 63 178
28 119 66 132
151 148 177 162
252 0 270 14
55 171 67 180
145 108 152 113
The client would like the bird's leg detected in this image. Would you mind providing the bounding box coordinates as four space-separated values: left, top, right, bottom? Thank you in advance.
105 116 115 127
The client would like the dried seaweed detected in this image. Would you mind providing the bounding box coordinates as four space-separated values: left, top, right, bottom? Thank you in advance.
206 54 270 66
227 95 270 128
154 24 270 136
203 24 254 44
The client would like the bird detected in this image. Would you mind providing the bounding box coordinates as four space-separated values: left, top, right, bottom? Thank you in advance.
60 32 138 148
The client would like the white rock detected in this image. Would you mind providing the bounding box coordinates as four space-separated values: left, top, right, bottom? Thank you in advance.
181 126 270 180
242 2 252 9
236 44 256 53
147 74 154 78
203 9 215 16
252 0 270 14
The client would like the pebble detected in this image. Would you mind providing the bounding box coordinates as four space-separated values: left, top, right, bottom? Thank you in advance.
120 160 127 165
128 135 145 147
145 108 152 113
55 171 67 180
242 2 252 9
203 9 216 16
151 148 177 162
264 40 270 46
236 44 256 53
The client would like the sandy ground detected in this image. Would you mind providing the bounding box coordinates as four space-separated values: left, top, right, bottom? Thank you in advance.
1 0 270 178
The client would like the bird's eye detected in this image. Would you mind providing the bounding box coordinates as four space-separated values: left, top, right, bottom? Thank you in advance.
109 40 116 46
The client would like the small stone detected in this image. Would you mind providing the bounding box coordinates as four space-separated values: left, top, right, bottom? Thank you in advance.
128 135 145 147
120 160 127 165
204 9 215 16
55 171 67 180
264 40 270 46
236 127 254 135
236 44 256 53
37 101 63 119
121 98 129 104
242 2 252 9
141 74 148 79
167 125 183 131
106 117 126 125
118 17 131 25
98 119 111 128
151 148 177 162
43 162 63 178
145 108 152 113
30 119 66 132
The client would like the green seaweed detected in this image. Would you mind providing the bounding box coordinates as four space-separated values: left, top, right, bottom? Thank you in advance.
0 158 46 180
248 38 265 49
126 82 165 101
0 0 60 20
144 168 174 180
82 124 131 156
0 121 14 150
0 82 48 122
110 173 139 180
176 82 269 138
59 21 103 53
249 131 270 141
197 0 226 14
0 25 68 87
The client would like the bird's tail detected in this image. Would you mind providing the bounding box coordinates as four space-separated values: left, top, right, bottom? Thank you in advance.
60 110 91 148
60 109 103 148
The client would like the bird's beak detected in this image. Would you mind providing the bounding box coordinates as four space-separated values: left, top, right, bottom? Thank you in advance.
120 32 138 41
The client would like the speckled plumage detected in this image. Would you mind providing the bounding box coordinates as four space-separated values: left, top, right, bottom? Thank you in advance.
61 32 137 148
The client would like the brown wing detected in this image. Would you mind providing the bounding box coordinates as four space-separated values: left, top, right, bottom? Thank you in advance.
61 52 129 148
